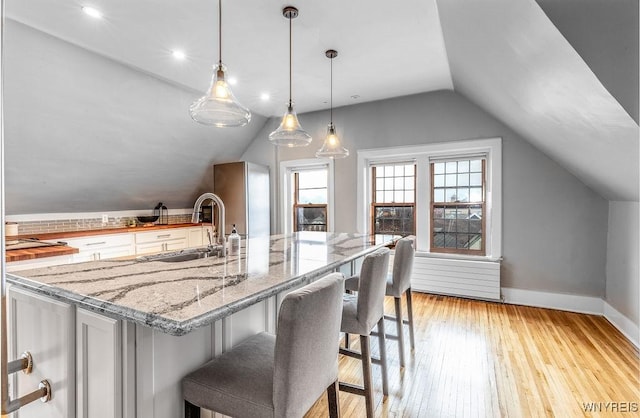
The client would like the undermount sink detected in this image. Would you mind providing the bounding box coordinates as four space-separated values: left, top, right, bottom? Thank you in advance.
138 246 223 263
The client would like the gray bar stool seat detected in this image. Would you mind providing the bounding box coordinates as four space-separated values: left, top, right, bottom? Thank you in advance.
345 237 416 367
339 247 390 418
182 272 345 418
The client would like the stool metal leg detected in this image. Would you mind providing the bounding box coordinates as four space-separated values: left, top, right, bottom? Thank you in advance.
360 335 375 418
406 288 416 349
327 379 340 418
394 296 406 367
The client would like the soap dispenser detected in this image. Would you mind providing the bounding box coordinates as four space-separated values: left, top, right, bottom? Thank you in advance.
227 224 240 256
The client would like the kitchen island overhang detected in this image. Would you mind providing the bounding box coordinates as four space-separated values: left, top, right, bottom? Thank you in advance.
6 232 397 336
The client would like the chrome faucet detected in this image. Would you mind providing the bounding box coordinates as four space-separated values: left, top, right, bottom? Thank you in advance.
192 193 226 256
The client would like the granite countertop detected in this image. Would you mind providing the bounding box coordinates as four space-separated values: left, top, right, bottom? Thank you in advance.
7 232 395 336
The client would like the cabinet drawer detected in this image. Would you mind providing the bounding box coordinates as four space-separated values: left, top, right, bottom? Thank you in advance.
64 234 133 250
135 229 188 244
135 238 188 255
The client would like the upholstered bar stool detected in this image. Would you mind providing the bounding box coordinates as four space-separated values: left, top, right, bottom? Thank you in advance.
346 237 416 367
339 247 390 418
182 272 345 418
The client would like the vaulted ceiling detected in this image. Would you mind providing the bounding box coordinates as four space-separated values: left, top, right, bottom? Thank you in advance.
2 0 638 214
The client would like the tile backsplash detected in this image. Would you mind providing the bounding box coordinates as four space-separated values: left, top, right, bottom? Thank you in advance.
14 214 193 235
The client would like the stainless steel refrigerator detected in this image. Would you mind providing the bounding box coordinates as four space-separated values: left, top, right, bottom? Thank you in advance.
213 161 270 238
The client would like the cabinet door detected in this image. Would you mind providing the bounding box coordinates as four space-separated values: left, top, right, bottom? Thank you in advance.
76 309 122 418
8 287 75 418
187 227 204 248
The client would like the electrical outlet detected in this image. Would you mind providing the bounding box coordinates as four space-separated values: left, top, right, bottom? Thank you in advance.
102 214 109 224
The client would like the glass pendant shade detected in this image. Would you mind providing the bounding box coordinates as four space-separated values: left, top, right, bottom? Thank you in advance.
316 123 349 158
269 6 311 147
269 104 312 147
190 64 251 127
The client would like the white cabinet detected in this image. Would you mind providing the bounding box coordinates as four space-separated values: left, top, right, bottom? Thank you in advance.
63 233 134 263
76 309 122 418
135 229 188 255
186 226 204 248
8 289 129 418
8 287 76 418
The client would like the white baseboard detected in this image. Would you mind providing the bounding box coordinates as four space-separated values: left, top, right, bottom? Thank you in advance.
603 302 640 349
501 287 604 315
500 287 638 350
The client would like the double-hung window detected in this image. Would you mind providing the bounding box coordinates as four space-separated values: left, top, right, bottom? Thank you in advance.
430 158 485 255
371 163 416 236
280 159 335 234
357 138 501 259
293 169 328 232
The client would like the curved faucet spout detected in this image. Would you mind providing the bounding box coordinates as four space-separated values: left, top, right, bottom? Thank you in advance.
192 193 226 256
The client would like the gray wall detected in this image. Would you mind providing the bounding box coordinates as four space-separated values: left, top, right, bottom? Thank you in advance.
3 20 266 214
606 201 639 325
242 90 609 297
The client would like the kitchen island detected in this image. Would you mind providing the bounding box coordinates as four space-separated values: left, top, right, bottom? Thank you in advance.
6 232 394 418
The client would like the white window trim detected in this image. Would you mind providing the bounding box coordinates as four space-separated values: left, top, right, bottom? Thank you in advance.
357 138 502 260
280 159 335 235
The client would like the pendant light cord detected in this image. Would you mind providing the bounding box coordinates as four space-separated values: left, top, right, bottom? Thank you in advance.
288 15 293 107
330 56 333 124
218 0 222 65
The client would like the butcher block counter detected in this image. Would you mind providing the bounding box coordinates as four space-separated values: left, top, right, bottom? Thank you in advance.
4 223 202 262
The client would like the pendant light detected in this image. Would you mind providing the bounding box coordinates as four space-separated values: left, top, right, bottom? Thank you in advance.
190 0 251 127
316 50 349 159
268 6 312 147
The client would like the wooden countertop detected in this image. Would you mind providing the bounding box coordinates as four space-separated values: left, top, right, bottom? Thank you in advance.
5 223 203 262
6 245 80 262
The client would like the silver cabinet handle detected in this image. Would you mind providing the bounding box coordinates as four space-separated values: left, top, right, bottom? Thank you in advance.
86 241 107 246
157 234 171 238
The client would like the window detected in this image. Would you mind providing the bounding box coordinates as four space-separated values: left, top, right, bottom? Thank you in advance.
357 138 502 259
430 158 485 255
280 159 334 234
294 169 328 232
371 163 416 236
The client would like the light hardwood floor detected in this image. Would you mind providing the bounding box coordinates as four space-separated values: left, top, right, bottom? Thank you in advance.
305 293 639 417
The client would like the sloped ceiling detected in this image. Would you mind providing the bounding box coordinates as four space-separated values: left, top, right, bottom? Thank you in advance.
437 0 638 201
2 0 638 215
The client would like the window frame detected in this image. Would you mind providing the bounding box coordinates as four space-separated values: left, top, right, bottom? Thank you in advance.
293 171 328 232
370 164 417 236
356 138 502 260
280 159 335 235
429 159 486 256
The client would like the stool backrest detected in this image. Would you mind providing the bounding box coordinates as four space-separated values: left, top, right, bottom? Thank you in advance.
390 237 415 297
356 247 390 332
273 272 345 417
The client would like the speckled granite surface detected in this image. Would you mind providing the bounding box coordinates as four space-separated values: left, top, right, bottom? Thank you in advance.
7 232 394 336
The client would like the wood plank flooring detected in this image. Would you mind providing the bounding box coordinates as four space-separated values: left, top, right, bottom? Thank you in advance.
305 293 639 417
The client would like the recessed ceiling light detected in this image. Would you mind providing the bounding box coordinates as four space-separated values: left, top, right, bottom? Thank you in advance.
172 50 186 60
260 93 270 101
228 77 238 86
350 94 360 100
81 6 103 19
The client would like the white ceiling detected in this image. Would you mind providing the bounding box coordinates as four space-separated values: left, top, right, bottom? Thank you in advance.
5 0 453 117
